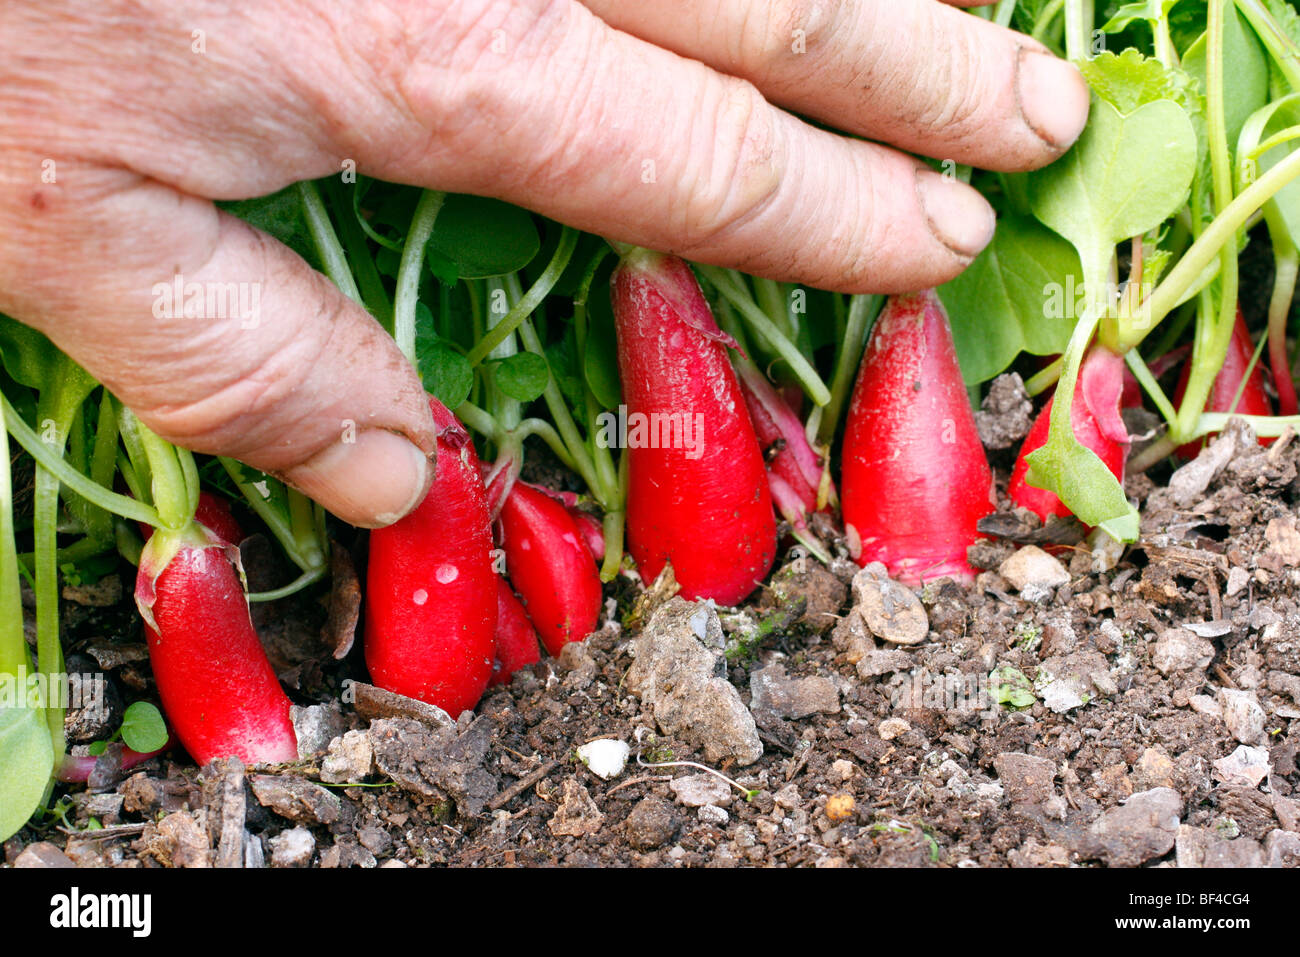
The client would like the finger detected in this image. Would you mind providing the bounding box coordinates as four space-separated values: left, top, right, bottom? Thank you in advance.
0 159 436 528
578 0 1089 172
303 1 995 292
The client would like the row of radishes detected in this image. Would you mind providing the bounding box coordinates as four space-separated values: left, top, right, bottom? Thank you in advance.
123 245 1279 770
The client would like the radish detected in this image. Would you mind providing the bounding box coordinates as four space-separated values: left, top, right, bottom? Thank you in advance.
365 398 496 716
840 290 993 585
135 523 298 766
1172 307 1272 456
490 578 541 686
139 490 242 546
1009 346 1129 522
610 249 776 605
496 479 602 656
735 356 835 531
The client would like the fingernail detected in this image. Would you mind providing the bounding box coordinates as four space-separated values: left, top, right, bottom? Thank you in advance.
1017 48 1090 150
914 170 995 259
282 429 432 529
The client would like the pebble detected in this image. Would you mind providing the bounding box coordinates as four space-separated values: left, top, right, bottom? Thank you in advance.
625 598 762 766
576 739 630 780
749 662 840 719
993 752 1057 804
1132 748 1176 790
1175 825 1265 868
1225 566 1250 598
250 775 344 825
1218 689 1265 744
1265 830 1300 868
670 773 733 808
1213 746 1271 787
290 702 349 759
831 759 855 782
879 718 911 740
1152 628 1215 675
547 779 604 837
268 827 316 868
1077 788 1182 867
851 563 929 645
773 783 801 811
1188 695 1223 718
998 546 1070 593
320 729 376 784
13 842 75 868
624 796 679 851
698 805 729 826
825 793 855 822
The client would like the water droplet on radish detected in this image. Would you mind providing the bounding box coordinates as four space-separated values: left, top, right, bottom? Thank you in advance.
412 588 428 605
435 564 459 584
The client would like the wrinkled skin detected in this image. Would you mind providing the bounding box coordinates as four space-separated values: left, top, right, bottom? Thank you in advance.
0 1 1086 525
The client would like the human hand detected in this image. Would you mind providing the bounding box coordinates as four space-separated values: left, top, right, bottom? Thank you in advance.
0 0 1088 526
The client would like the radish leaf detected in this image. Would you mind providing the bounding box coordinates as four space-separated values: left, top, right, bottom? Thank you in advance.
1028 97 1197 299
120 701 167 754
1182 2 1269 150
427 195 539 279
494 353 550 403
1023 431 1140 540
415 327 473 409
0 705 53 842
939 213 1082 384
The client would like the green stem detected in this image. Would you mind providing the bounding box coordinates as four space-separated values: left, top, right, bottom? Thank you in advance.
1031 0 1065 45
515 318 600 493
993 0 1018 29
0 401 25 677
817 294 879 445
1 395 158 526
248 565 327 602
298 181 362 305
1236 0 1300 91
1063 0 1092 61
217 459 314 572
1126 146 1300 346
1024 357 1063 396
465 227 578 367
598 452 628 582
1124 350 1179 425
328 178 393 327
394 190 446 365
697 265 831 406
136 423 191 529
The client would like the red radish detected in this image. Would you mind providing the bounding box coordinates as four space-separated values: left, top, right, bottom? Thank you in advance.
490 578 541 686
1172 307 1273 456
735 356 835 529
138 490 242 546
136 524 298 765
496 479 602 656
611 249 776 605
568 507 606 562
840 290 993 585
57 737 173 783
365 399 496 716
1009 346 1129 522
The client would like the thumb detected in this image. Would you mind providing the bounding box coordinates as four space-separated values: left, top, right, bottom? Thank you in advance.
0 163 436 528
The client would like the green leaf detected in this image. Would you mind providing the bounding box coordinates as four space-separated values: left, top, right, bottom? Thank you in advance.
427 195 540 280
87 740 107 757
1024 431 1141 540
1182 1 1270 150
1240 94 1300 240
583 289 623 408
1102 0 1179 33
938 214 1083 384
120 701 167 753
1079 48 1205 118
494 352 550 403
1028 96 1198 294
416 338 473 410
989 667 1037 709
0 704 54 842
0 314 62 390
218 187 315 266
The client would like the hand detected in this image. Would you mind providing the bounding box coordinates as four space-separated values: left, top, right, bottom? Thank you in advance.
0 0 1088 526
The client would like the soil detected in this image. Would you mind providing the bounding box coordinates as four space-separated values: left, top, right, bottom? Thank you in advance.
5 413 1300 870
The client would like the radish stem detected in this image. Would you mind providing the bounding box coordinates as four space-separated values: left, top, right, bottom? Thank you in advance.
394 190 446 364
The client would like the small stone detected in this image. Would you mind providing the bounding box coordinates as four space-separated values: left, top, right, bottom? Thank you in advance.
1076 787 1182 867
825 793 855 822
698 805 729 825
998 546 1070 593
1273 794 1300 832
250 774 344 825
1213 746 1271 787
851 564 929 645
670 773 732 808
1264 829 1300 868
624 796 679 851
151 811 213 868
993 752 1057 804
1175 826 1265 868
1189 695 1223 718
290 702 348 759
576 739 630 781
774 783 801 811
268 827 315 868
749 662 840 720
831 759 855 782
1133 748 1176 790
1218 689 1266 744
1265 516 1300 565
13 842 74 868
1225 566 1250 598
856 649 915 678
547 778 603 837
320 729 375 784
1152 628 1215 676
879 718 911 740
357 826 392 857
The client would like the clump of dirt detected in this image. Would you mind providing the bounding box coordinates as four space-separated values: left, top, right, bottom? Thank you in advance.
5 422 1299 869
